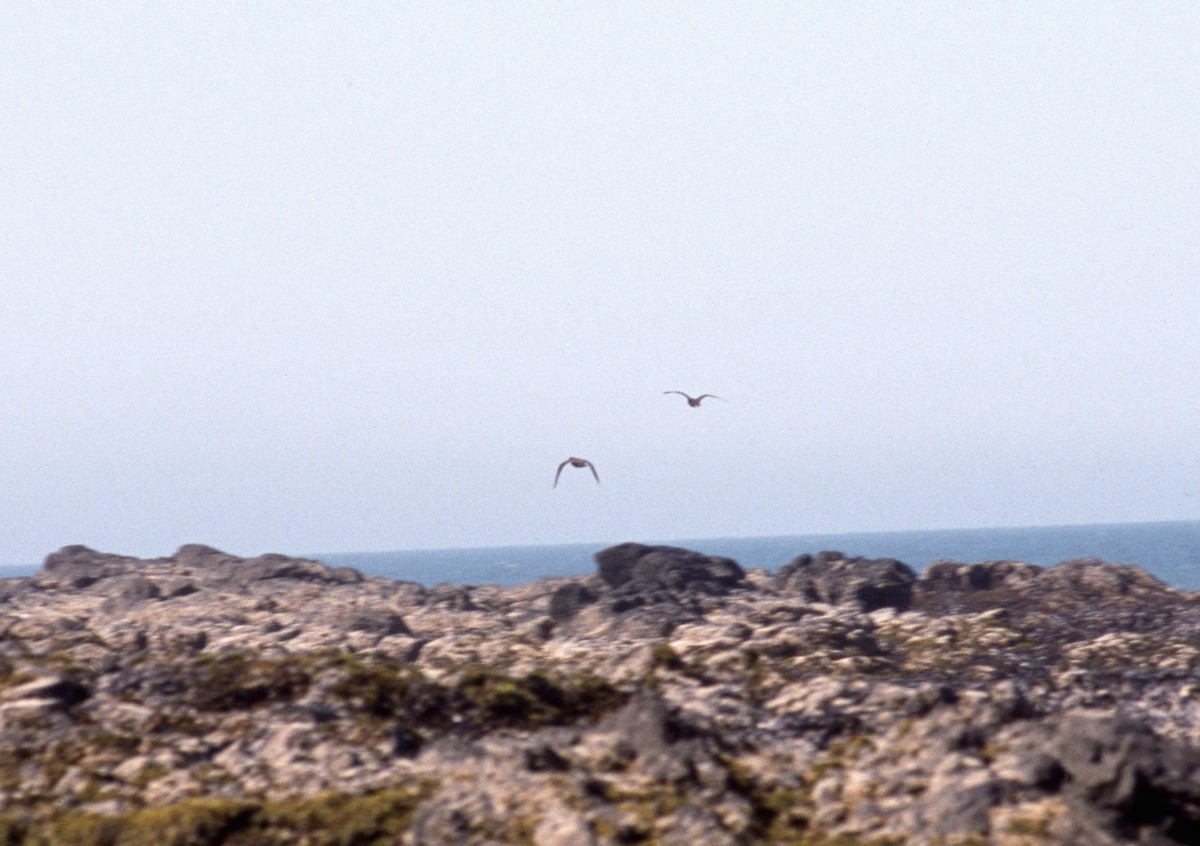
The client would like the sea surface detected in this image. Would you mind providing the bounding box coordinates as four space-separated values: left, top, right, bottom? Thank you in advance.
313 520 1200 591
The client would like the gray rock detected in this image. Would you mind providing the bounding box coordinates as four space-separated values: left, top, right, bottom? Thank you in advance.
37 544 137 589
426 584 479 610
1051 712 1200 843
344 607 411 636
775 551 916 611
159 577 199 599
921 559 1043 591
100 575 162 614
548 583 596 621
5 676 91 708
595 543 745 595
236 553 362 585
172 543 236 568
2 541 1199 845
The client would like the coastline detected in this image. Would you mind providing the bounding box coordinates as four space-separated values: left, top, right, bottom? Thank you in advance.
0 542 1198 843
316 518 1200 590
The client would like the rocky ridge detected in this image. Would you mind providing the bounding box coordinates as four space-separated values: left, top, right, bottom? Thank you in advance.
0 542 1198 844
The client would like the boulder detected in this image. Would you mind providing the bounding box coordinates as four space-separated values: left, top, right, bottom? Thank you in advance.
36 545 137 589
99 575 163 614
172 544 236 568
1050 712 1200 843
344 607 411 637
548 582 597 621
921 559 1042 591
595 543 745 595
237 553 363 586
774 551 916 611
914 556 1193 622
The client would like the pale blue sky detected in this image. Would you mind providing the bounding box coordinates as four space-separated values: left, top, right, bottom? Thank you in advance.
2 4 1198 566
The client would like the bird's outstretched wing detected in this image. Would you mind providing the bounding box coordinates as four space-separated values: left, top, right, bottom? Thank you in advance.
663 390 690 398
553 459 570 488
696 394 720 403
585 460 600 484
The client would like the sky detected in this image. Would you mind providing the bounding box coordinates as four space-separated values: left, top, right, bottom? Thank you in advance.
2 4 1199 566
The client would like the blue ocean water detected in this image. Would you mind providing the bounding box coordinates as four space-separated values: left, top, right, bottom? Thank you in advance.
313 520 1200 591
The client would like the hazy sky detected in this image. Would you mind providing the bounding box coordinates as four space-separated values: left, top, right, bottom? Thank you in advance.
3 4 1198 565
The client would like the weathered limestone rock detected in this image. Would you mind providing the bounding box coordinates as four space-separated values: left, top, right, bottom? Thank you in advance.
0 542 1198 844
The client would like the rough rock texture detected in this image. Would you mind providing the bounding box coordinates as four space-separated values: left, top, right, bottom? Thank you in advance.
774 551 916 611
1 543 1199 844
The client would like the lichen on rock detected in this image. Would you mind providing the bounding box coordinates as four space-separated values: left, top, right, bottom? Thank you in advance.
0 542 1198 844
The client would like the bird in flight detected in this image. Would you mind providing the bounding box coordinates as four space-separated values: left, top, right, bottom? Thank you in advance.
554 457 600 488
664 391 720 407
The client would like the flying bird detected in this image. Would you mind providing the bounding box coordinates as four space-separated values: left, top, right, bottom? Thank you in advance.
554 457 600 488
664 391 720 407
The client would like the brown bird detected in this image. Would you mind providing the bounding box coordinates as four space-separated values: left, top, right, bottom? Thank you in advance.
664 391 720 407
554 456 600 488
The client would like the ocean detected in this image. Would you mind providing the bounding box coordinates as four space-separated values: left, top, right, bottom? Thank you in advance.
312 520 1200 591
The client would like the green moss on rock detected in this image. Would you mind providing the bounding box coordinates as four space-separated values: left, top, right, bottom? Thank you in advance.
327 656 627 733
189 652 311 712
0 786 429 846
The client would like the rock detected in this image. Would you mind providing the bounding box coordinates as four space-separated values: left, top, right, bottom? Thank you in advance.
36 544 138 589
915 557 1186 615
159 577 199 599
172 543 236 568
3 676 91 707
913 768 1008 839
343 607 411 637
1 541 1198 845
100 575 162 614
1039 558 1175 603
594 542 651 587
235 553 363 585
602 689 672 757
1049 712 1200 843
595 543 745 595
921 559 1043 591
547 583 596 621
523 742 570 773
532 806 596 846
775 551 916 611
659 804 738 846
426 584 479 611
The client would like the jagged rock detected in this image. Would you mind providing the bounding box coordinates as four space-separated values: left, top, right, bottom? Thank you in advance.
160 577 199 599
1049 712 1200 843
659 804 738 846
602 689 673 757
595 543 745 595
233 552 364 586
36 544 139 589
531 806 596 846
921 559 1043 591
343 607 411 637
100 575 162 614
3 675 91 707
913 558 1196 646
426 584 479 611
173 543 236 568
0 543 1198 845
547 582 596 621
523 742 570 772
774 550 916 611
1039 558 1176 603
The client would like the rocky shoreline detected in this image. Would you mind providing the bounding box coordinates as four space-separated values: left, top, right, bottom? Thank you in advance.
1 542 1199 844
